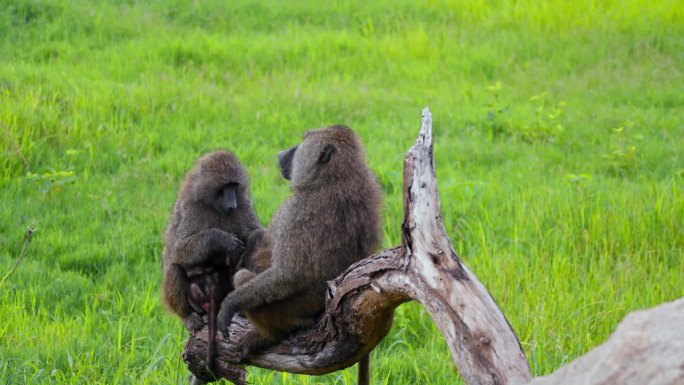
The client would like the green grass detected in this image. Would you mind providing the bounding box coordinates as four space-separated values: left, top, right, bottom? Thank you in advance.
1 0 682 384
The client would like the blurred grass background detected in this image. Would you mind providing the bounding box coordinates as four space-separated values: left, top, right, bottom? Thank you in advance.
1 0 682 384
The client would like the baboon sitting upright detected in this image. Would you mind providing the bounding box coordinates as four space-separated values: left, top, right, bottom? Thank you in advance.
162 150 264 376
217 125 383 359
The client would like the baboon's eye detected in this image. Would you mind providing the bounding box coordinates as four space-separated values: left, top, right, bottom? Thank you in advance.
318 144 335 164
216 183 238 197
215 186 223 197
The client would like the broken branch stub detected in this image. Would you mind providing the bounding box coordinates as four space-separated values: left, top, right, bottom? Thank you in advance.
397 107 532 385
183 107 531 385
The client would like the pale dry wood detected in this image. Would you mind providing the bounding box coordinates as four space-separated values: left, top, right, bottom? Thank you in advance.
397 108 532 385
527 298 684 385
183 107 531 385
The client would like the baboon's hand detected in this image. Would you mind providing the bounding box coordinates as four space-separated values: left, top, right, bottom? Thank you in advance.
227 233 245 251
184 312 204 332
226 233 245 255
225 234 245 267
217 300 236 332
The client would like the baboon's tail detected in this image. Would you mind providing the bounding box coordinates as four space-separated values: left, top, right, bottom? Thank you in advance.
358 354 369 385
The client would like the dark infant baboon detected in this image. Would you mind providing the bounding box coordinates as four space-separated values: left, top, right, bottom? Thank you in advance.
217 125 383 360
183 263 230 381
161 150 264 375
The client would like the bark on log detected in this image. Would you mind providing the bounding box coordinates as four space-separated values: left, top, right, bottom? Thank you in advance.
183 107 532 385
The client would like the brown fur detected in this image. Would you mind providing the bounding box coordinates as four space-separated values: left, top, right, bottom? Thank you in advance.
217 125 383 358
161 150 264 375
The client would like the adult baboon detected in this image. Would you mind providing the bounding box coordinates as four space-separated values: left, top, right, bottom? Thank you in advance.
217 125 383 367
162 150 264 377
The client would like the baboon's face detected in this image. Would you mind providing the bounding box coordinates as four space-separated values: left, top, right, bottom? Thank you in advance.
279 133 336 188
192 151 249 215
194 171 241 215
277 126 365 190
212 182 239 215
277 145 297 180
278 126 364 189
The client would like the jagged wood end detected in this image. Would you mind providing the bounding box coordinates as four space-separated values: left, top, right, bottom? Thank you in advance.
403 106 442 246
399 107 533 385
401 107 432 254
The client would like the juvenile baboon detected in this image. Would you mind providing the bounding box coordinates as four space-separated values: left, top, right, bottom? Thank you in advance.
162 150 264 376
184 263 230 382
217 125 383 363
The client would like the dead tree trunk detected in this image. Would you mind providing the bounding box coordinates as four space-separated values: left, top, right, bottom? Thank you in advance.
183 107 533 385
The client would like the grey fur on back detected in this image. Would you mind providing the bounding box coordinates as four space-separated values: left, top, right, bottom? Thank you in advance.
271 125 382 282
217 125 383 339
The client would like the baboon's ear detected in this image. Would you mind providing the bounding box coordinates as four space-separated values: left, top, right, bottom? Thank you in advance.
318 144 335 164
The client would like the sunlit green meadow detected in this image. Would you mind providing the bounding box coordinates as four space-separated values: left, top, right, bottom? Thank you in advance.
1 0 682 384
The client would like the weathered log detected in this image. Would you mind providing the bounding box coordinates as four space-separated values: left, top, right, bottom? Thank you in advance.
183 248 407 384
183 107 532 385
526 298 684 385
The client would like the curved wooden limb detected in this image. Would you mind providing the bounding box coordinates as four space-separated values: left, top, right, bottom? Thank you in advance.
183 247 409 382
183 107 531 385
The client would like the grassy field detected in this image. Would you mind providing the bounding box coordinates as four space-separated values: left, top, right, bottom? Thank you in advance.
1 0 682 384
